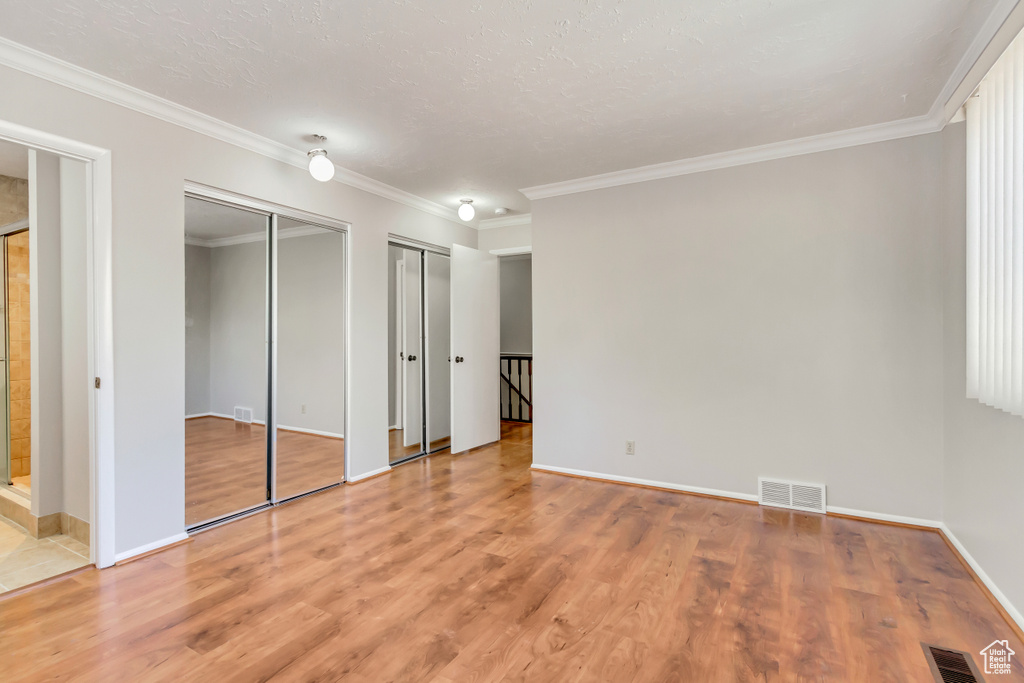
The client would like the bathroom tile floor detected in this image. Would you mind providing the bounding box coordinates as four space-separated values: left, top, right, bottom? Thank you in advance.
0 516 90 593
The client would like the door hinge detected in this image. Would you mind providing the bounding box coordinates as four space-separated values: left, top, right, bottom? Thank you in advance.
94 377 101 389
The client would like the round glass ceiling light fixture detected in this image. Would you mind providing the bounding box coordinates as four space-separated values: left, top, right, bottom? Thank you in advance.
458 199 475 221
307 135 335 182
307 149 335 182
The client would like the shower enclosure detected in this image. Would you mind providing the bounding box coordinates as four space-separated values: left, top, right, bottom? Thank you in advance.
0 228 29 498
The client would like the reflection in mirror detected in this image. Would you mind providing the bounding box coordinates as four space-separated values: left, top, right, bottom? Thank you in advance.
388 245 424 464
425 252 451 452
274 219 346 498
184 197 269 527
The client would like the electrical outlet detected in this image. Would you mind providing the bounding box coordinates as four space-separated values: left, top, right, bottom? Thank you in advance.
301 404 307 414
625 440 635 455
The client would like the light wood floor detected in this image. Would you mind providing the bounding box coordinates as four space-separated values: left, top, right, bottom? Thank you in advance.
3 421 1022 681
186 417 344 526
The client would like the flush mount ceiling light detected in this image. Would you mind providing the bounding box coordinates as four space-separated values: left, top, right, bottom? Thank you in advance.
458 199 475 221
307 134 335 182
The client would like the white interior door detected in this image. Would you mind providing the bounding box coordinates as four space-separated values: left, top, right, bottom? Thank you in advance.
402 251 422 448
450 244 499 453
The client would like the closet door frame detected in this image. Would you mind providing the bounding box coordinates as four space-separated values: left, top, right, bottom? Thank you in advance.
184 183 350 529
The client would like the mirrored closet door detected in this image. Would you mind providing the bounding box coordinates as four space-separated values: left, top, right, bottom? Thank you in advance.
388 242 450 465
184 197 271 527
273 218 346 499
184 195 347 530
424 251 451 453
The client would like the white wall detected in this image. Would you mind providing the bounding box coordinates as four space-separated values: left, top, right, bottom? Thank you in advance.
532 133 947 521
184 244 211 417
208 240 269 422
940 122 1024 621
59 157 90 523
277 230 346 434
28 149 63 518
479 223 531 253
189 231 348 436
26 151 90 523
500 255 532 354
0 63 477 555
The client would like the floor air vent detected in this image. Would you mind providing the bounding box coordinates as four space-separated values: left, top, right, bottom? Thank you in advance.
234 406 253 424
922 643 983 683
757 478 826 514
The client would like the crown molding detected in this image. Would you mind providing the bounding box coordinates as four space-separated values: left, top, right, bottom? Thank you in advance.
0 36 460 223
477 213 532 230
520 113 943 200
522 0 1021 202
938 0 1024 123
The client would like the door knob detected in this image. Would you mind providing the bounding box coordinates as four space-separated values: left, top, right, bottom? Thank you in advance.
455 356 464 363
408 355 417 361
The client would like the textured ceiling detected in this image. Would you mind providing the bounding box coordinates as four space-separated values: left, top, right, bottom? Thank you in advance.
0 0 1002 215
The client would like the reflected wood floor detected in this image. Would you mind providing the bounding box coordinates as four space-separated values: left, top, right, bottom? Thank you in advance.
388 427 422 463
186 417 344 526
3 422 1022 681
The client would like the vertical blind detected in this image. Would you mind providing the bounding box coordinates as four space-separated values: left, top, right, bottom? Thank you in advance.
966 33 1024 416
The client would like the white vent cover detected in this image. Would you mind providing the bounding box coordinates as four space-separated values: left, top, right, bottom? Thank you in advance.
757 477 826 514
233 406 253 424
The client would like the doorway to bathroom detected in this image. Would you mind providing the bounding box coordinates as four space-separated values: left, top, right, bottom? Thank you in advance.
0 137 95 592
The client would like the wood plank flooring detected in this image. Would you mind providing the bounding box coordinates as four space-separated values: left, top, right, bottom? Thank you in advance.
186 417 344 526
4 421 1022 681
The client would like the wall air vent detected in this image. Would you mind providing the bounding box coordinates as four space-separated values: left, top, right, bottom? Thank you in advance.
757 477 826 514
922 643 982 683
234 406 253 424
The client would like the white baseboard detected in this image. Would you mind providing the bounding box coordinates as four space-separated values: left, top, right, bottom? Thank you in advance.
277 424 344 439
348 466 390 483
940 522 1024 634
187 414 340 438
530 464 759 502
825 505 942 529
114 532 189 563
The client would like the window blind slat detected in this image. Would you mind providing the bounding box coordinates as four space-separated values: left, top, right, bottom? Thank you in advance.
967 31 1024 416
